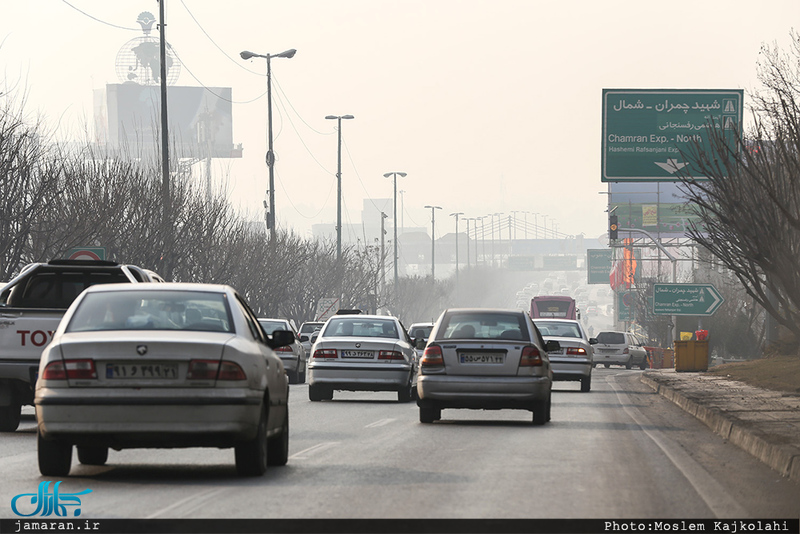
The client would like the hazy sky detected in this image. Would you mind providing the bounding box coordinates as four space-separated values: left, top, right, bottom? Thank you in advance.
2 1 798 242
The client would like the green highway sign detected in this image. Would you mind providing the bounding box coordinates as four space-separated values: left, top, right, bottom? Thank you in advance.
653 283 724 316
587 249 612 284
602 89 743 182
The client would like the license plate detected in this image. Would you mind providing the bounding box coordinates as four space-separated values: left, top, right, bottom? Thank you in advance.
459 353 505 364
341 350 374 359
106 363 179 379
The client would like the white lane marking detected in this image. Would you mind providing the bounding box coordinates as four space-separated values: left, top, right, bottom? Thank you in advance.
289 441 339 460
365 418 396 428
608 375 747 518
146 487 227 519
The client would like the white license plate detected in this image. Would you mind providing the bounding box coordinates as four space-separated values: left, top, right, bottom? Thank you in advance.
459 353 505 364
341 350 374 359
106 363 179 379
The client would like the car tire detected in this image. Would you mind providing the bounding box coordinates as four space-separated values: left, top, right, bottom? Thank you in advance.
532 396 550 426
287 370 298 385
38 430 72 477
77 446 108 466
639 358 648 370
625 357 633 370
397 381 413 403
297 368 306 384
235 403 268 477
604 363 610 368
580 375 591 392
267 405 289 467
419 404 440 424
0 400 22 432
308 384 332 401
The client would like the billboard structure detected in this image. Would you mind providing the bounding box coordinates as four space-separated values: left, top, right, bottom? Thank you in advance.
94 84 240 160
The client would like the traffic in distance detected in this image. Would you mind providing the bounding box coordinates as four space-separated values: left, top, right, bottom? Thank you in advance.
0 258 646 477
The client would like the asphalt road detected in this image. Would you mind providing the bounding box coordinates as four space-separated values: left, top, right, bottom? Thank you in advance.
2 369 799 519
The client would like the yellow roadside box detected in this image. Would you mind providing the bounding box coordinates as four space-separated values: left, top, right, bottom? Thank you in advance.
680 332 693 341
674 340 709 372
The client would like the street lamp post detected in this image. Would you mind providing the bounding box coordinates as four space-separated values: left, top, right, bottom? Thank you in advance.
450 212 463 282
425 205 442 279
384 172 406 291
240 48 296 241
325 114 354 261
491 212 502 267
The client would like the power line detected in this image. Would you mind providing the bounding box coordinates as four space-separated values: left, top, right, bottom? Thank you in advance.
178 0 262 76
61 0 139 30
171 48 267 104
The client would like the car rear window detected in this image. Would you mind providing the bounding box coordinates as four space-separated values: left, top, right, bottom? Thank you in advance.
4 270 131 309
441 312 528 340
597 332 626 344
323 318 399 338
258 320 290 334
66 290 233 333
534 321 582 338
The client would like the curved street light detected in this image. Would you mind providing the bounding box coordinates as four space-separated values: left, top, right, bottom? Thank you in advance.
240 48 296 240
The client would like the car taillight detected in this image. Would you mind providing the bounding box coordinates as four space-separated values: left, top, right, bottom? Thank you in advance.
187 360 245 380
623 347 629 354
378 350 404 360
42 359 97 380
566 347 587 356
313 349 338 359
217 361 246 380
420 345 444 369
276 346 293 353
520 346 543 367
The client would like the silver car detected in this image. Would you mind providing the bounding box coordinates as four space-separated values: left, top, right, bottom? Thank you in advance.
416 308 558 425
594 331 648 369
298 321 324 354
35 283 291 477
258 318 307 384
533 318 595 392
307 315 416 402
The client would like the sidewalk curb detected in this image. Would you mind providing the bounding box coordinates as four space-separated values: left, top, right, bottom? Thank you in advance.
640 374 800 484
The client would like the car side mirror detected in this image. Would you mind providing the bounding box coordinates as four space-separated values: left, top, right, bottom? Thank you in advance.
268 329 295 350
589 338 598 344
545 340 561 352
415 338 427 350
299 335 309 342
310 332 319 344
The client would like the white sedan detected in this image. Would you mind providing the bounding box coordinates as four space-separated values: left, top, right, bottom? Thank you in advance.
35 283 291 477
307 315 416 402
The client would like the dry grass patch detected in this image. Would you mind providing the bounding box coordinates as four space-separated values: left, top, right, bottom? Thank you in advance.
706 355 800 395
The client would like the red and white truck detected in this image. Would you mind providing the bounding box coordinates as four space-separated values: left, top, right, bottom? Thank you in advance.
0 259 163 431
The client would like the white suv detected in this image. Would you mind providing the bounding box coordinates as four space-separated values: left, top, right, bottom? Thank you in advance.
593 331 648 369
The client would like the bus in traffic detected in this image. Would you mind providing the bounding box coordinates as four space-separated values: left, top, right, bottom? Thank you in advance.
530 295 578 320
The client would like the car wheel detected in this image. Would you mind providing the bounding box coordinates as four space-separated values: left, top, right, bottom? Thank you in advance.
308 384 324 401
235 403 268 477
397 381 413 403
297 368 306 384
77 446 108 466
604 363 610 368
580 375 591 392
267 405 289 467
0 400 22 432
419 404 440 424
639 358 648 370
287 370 298 385
532 395 550 426
38 430 72 477
625 357 633 370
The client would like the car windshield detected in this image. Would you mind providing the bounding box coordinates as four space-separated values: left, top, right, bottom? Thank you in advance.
300 323 322 334
258 320 290 335
323 318 398 338
441 312 527 340
66 290 233 333
410 325 432 339
535 321 582 338
597 332 626 344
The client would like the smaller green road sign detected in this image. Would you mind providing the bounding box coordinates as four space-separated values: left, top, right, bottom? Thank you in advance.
587 249 612 284
653 283 724 316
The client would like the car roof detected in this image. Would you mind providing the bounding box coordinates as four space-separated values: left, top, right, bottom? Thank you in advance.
83 282 233 293
327 314 399 321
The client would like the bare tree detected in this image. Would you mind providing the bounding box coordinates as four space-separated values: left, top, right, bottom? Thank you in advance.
678 32 800 340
